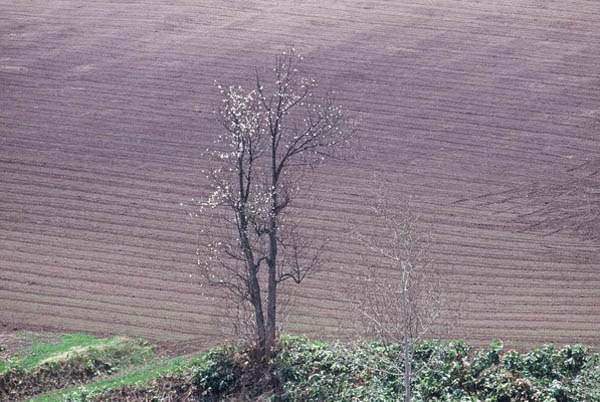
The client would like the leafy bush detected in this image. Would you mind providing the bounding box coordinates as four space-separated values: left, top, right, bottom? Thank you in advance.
192 345 241 399
272 337 368 401
557 344 589 378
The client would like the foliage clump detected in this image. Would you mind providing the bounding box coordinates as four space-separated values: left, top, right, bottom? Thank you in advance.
192 345 242 399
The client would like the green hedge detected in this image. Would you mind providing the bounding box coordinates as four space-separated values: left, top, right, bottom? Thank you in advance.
191 336 600 401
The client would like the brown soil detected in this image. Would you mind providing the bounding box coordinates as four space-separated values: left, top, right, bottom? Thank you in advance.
1 0 599 352
0 330 60 361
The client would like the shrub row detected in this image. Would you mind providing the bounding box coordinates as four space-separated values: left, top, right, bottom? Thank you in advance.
191 336 600 401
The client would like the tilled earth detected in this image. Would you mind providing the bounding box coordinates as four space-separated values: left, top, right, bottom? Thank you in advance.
1 0 599 351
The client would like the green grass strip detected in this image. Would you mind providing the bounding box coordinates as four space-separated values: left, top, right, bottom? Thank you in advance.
1 333 158 401
0 333 104 374
29 352 205 402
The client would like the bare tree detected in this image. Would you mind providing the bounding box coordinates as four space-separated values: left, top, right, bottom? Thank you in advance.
349 182 446 402
191 49 353 356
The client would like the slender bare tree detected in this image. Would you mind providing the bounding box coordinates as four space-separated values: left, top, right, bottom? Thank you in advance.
191 49 353 356
349 182 446 402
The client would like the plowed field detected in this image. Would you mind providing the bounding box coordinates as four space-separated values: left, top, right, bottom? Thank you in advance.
1 0 599 351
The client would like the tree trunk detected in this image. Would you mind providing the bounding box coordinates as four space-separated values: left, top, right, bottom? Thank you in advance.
266 133 279 350
266 217 278 348
248 270 266 352
404 339 412 402
238 210 267 353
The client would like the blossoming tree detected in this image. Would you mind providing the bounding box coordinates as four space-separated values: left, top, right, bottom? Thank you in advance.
194 49 353 354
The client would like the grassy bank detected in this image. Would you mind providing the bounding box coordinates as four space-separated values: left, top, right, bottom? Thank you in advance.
0 332 156 401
